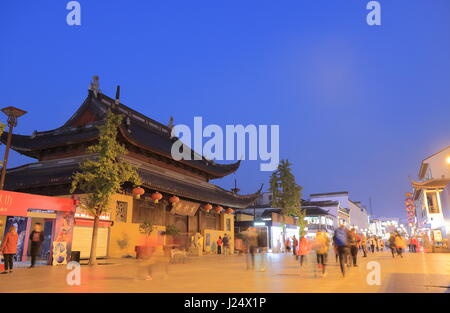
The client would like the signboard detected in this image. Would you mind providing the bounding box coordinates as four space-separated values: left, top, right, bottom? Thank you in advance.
432 230 443 242
52 242 68 266
0 190 75 216
170 200 200 216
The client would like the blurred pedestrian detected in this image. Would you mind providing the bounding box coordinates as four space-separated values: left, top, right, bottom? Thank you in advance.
285 237 291 253
360 233 368 257
1 226 18 274
388 233 396 258
223 234 230 256
29 223 44 268
369 236 376 253
314 230 329 277
333 224 351 277
348 228 360 267
411 237 418 253
292 235 298 258
297 231 310 269
394 232 406 258
244 234 257 270
217 236 223 255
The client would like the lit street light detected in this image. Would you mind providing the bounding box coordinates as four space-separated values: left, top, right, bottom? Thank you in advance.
0 106 27 190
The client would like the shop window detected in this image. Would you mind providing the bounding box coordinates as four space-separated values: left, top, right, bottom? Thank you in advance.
426 192 440 214
116 201 128 223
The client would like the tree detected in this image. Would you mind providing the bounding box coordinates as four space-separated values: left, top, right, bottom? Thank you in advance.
139 220 154 237
269 159 306 236
70 109 141 265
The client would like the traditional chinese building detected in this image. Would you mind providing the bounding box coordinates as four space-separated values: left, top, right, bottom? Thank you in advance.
1 80 261 258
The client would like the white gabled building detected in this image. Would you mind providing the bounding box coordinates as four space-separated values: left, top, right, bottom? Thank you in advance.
309 191 369 232
412 146 450 248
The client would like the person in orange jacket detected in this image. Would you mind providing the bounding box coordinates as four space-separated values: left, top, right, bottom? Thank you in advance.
1 226 19 274
297 231 310 268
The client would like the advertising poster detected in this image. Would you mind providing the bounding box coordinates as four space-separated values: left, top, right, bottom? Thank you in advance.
51 211 75 265
4 216 28 262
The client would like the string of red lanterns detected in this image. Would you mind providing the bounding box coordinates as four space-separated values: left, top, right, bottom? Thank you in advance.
131 188 234 214
405 192 416 227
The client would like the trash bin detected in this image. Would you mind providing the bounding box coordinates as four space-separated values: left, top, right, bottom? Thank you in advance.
71 251 81 263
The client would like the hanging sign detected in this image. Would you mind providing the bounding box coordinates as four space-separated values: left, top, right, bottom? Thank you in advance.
170 199 200 216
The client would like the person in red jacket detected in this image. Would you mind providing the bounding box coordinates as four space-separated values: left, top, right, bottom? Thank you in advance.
1 226 19 274
297 232 310 269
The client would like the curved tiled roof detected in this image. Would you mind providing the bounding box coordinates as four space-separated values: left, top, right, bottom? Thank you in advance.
1 91 241 179
4 159 260 209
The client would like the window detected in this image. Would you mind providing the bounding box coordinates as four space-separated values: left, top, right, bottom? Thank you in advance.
116 201 128 223
226 218 231 232
426 192 440 214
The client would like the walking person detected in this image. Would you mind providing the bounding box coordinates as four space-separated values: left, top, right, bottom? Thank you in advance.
388 233 396 258
222 234 230 256
1 226 19 274
394 232 406 258
314 230 330 277
348 228 360 267
297 231 310 269
360 233 368 257
292 235 298 258
379 239 385 251
369 236 376 253
244 234 257 270
411 237 417 253
285 237 291 253
29 223 44 268
333 224 351 277
217 236 223 255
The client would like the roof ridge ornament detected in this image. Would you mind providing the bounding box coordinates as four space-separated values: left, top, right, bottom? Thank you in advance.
114 85 120 106
89 75 100 98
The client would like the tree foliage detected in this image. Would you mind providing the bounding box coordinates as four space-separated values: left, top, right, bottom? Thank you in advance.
70 109 141 265
269 159 306 233
70 109 141 216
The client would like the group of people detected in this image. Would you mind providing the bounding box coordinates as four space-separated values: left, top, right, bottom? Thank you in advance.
1 223 44 274
216 234 230 255
281 225 411 278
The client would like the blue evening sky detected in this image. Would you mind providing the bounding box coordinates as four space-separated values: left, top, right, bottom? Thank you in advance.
1 1 449 218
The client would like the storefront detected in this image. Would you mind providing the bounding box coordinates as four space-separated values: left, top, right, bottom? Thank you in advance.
0 190 76 266
72 206 112 259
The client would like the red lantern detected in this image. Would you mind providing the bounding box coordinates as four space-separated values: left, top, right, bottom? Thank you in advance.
405 198 413 206
407 211 415 217
132 187 145 199
405 192 412 198
151 192 163 204
226 208 234 214
169 195 180 204
204 203 212 213
215 206 223 213
406 205 415 211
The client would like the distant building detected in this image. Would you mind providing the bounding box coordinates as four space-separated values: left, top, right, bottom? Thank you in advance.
309 192 369 232
369 217 408 239
411 146 450 248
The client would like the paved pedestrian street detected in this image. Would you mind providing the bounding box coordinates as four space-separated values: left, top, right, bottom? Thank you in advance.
0 251 449 293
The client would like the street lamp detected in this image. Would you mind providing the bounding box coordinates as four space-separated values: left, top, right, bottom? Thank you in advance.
446 156 450 164
0 106 27 190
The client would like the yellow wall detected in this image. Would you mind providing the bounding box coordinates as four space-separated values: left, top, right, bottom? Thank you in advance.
107 194 166 258
65 193 235 257
203 213 235 254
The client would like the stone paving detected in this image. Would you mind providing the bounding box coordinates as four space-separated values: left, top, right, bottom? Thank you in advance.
0 251 449 293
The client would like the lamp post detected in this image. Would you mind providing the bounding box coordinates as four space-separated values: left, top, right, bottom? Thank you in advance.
0 106 27 190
